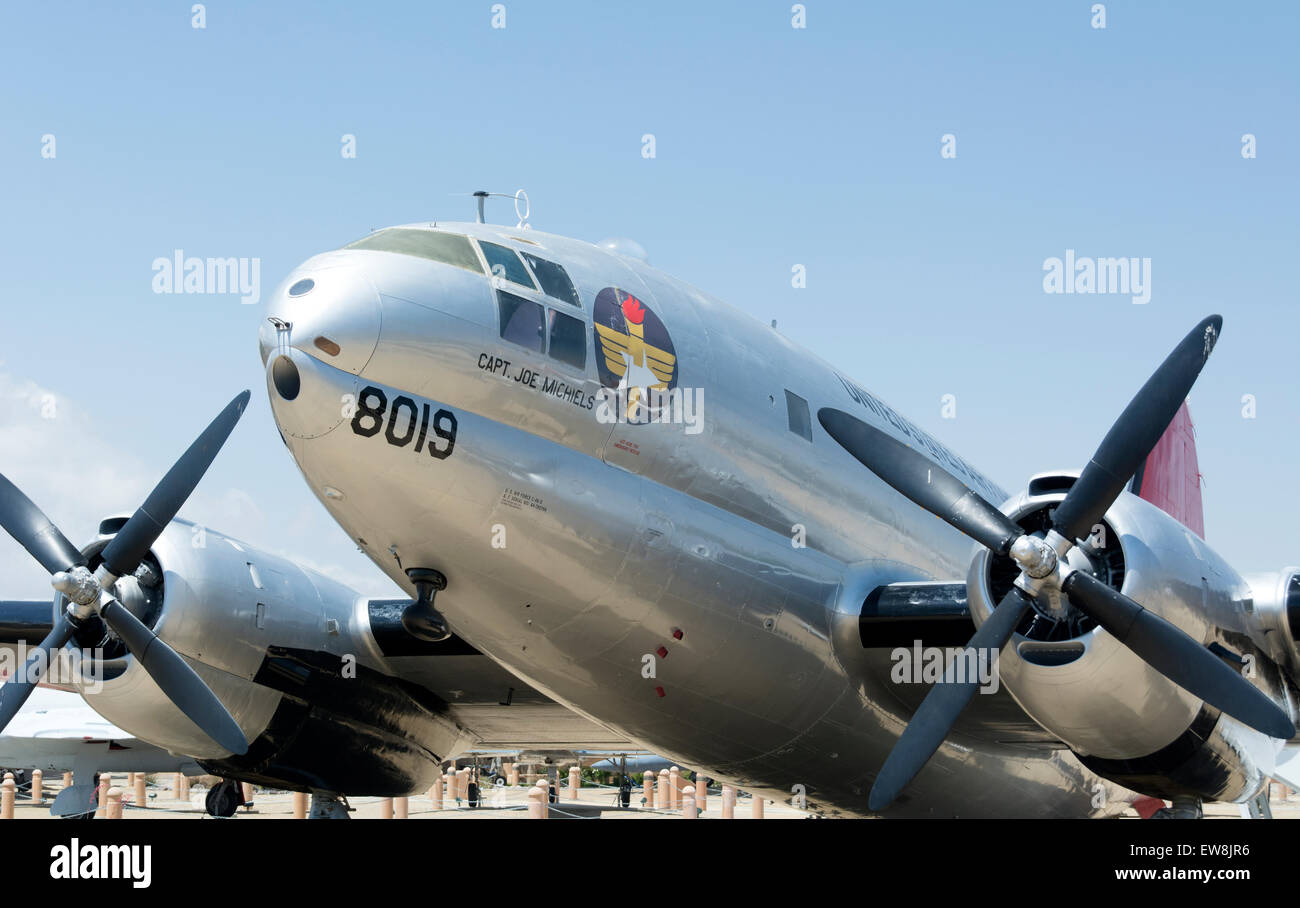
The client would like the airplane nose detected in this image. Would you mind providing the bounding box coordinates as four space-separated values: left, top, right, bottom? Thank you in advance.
265 345 358 440
261 253 381 440
258 253 381 376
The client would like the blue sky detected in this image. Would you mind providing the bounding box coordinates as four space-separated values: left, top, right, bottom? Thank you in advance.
0 1 1296 598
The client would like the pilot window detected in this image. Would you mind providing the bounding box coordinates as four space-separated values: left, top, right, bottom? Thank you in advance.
497 291 544 352
548 309 586 370
785 390 813 441
479 241 537 288
521 252 582 308
344 228 483 273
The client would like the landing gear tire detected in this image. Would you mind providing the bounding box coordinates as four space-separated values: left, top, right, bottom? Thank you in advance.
1150 795 1203 819
308 791 351 819
205 779 244 818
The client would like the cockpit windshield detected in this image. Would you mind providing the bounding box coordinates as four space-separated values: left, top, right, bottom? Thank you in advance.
345 228 483 274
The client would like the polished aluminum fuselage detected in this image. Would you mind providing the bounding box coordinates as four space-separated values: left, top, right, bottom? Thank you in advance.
259 222 1185 816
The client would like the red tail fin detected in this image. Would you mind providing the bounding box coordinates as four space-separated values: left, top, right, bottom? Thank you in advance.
1130 401 1204 537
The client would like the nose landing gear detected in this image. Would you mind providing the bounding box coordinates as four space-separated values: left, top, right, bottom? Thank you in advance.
402 568 451 642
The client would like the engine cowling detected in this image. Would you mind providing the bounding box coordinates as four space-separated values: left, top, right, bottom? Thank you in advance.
966 473 1285 801
1242 568 1300 673
58 517 471 795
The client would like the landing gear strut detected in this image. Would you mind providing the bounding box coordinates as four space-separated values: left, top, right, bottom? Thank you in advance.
402 568 451 642
1242 788 1273 819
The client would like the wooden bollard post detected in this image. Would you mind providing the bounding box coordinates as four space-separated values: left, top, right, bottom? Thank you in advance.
682 784 698 819
395 796 408 819
134 773 147 809
752 793 765 819
1 777 14 819
694 772 707 813
444 771 454 805
380 797 394 819
106 787 124 820
568 765 580 801
669 766 681 809
31 770 43 805
717 780 738 816
96 773 110 818
527 784 546 819
431 776 444 810
643 771 654 808
293 791 308 818
657 768 670 808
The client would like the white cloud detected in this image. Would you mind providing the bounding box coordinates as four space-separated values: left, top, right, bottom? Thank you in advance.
0 373 152 598
0 371 400 601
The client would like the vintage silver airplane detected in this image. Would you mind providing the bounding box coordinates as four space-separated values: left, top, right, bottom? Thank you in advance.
2 206 1297 817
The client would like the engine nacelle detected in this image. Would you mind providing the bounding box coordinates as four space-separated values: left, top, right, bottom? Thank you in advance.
60 517 471 795
1242 568 1300 673
966 474 1284 801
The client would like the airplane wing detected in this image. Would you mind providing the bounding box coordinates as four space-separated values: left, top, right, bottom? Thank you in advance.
2 581 635 799
0 684 200 775
362 601 636 753
1273 744 1300 791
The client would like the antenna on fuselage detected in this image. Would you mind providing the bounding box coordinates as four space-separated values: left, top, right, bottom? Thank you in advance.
464 189 530 228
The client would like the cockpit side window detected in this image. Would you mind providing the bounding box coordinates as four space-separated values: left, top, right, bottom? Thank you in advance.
344 228 482 273
479 241 537 289
785 390 813 442
521 252 582 308
548 309 586 370
497 291 545 352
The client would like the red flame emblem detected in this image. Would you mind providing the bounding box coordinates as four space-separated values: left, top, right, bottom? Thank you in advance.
621 294 647 325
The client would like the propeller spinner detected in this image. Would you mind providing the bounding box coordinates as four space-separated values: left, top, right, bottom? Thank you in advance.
819 315 1293 811
0 392 252 755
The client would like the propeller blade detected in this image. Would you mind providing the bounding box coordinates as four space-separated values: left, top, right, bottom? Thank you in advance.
1062 570 1293 739
819 408 1021 555
99 598 248 754
100 391 251 578
869 587 1034 811
1053 316 1222 544
0 611 76 732
0 476 87 575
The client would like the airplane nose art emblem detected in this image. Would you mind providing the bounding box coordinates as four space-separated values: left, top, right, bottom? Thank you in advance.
592 287 678 412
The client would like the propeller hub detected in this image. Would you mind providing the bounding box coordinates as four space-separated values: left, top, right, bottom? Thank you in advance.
1013 549 1098 619
51 565 100 609
1009 535 1058 579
